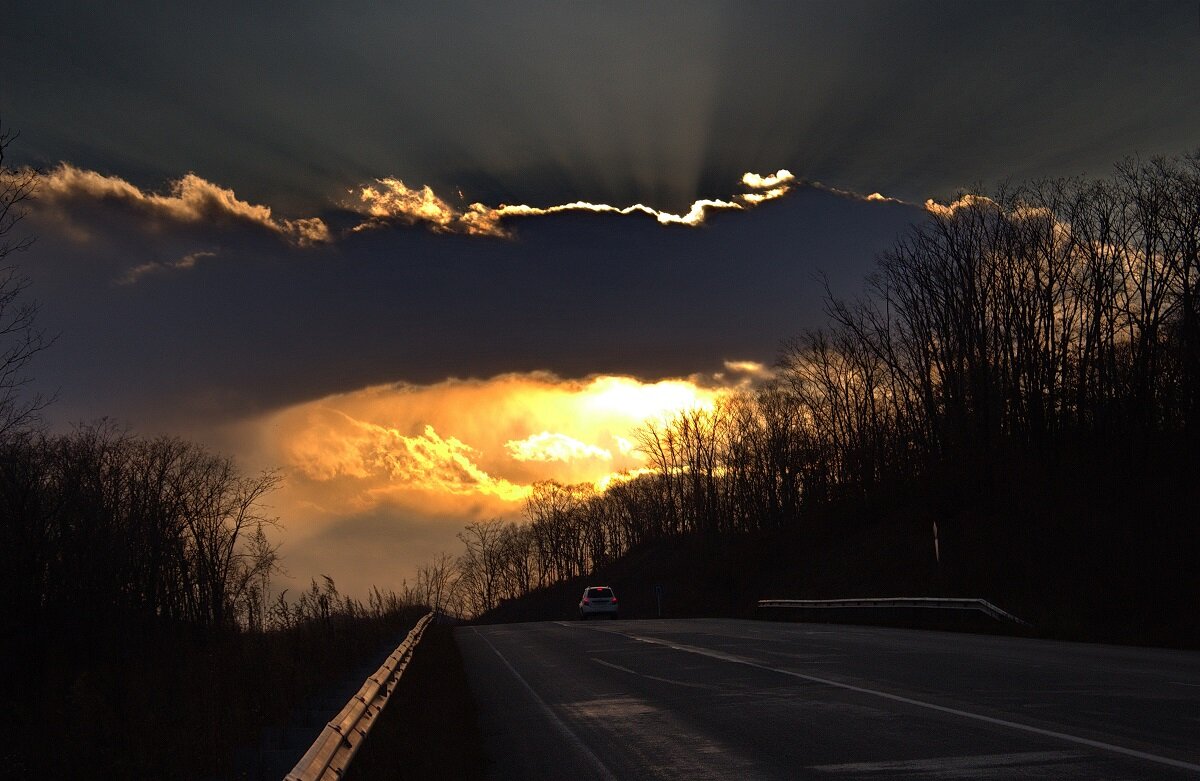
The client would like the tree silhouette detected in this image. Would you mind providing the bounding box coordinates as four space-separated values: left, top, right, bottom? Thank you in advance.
0 120 50 436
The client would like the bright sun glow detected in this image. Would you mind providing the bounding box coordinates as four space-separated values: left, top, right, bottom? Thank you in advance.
238 371 734 527
577 375 715 424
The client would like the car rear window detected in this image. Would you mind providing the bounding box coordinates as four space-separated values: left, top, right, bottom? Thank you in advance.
587 588 613 598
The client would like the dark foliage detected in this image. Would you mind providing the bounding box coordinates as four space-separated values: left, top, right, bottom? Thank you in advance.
0 423 282 634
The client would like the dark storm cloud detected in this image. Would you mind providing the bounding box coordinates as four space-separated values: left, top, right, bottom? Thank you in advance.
4 2 1197 213
21 177 921 428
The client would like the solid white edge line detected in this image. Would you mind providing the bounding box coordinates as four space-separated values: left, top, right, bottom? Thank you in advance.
591 626 1200 774
471 628 618 781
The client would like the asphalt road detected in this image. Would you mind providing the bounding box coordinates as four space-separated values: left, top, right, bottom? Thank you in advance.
456 619 1200 780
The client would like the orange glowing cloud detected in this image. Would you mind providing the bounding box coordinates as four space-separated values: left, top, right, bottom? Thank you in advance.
505 432 614 463
227 371 752 603
353 170 802 237
357 178 506 236
741 169 795 189
923 193 997 218
720 359 774 380
32 163 903 269
740 186 790 204
278 408 530 507
228 370 751 533
36 164 332 247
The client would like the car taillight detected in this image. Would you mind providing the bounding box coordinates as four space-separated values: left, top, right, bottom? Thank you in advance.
583 599 590 604
611 598 617 603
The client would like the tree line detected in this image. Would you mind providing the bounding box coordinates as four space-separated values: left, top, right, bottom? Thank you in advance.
0 423 283 632
449 153 1200 616
0 422 442 634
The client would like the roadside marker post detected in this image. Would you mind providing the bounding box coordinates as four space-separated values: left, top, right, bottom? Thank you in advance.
654 584 663 618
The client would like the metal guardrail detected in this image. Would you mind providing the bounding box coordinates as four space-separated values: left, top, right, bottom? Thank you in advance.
757 597 1031 627
286 612 435 781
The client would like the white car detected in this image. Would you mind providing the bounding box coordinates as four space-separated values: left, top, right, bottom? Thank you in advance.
579 586 619 619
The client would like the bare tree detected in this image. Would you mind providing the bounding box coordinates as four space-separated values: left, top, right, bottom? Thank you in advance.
456 518 508 615
417 551 457 615
0 120 50 436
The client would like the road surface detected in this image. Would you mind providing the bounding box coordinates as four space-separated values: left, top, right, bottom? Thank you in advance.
456 618 1200 779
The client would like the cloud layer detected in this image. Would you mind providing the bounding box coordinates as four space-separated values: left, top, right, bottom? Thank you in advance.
23 164 924 432
355 169 796 237
224 371 739 596
252 371 730 517
31 164 807 269
37 165 331 247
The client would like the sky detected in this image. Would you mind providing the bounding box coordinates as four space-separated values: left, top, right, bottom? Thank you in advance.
3 2 1198 597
